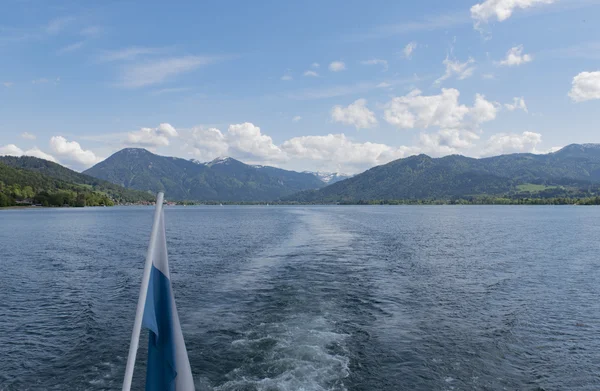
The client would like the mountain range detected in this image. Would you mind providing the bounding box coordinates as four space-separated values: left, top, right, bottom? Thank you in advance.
3 144 600 205
288 144 600 202
83 148 326 201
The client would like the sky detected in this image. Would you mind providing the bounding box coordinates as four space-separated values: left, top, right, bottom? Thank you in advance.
1 0 599 173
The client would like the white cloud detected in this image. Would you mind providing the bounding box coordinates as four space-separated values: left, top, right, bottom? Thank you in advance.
329 61 346 72
311 63 320 68
0 144 58 162
383 89 498 156
403 42 417 58
481 131 543 156
49 136 102 168
419 129 480 155
331 99 378 130
57 41 84 55
281 75 293 81
31 78 50 84
505 97 528 112
21 132 36 140
435 56 476 84
292 116 302 122
156 123 178 137
471 0 556 25
23 147 58 162
471 93 499 124
186 124 286 163
120 56 218 88
281 133 416 173
568 71 600 102
377 82 392 88
3 82 14 87
498 45 533 66
226 123 287 162
187 127 229 161
360 59 388 71
99 47 164 62
303 70 319 77
0 144 24 156
126 123 179 147
384 88 470 130
482 73 495 79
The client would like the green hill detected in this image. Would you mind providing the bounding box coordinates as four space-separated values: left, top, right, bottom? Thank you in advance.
83 148 325 201
0 156 155 204
287 144 600 203
0 162 116 207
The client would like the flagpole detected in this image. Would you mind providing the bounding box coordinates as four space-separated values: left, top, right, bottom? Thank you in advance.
122 192 165 391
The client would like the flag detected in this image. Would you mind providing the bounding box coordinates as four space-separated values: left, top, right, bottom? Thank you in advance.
141 207 194 391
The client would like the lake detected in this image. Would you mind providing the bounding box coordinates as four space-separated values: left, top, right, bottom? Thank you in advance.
1 206 599 390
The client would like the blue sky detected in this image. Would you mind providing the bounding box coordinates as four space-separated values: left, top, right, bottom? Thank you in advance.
1 0 599 173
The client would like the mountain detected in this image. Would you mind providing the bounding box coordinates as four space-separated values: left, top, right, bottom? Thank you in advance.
0 161 114 207
83 148 325 201
287 144 600 203
304 171 353 185
0 156 155 203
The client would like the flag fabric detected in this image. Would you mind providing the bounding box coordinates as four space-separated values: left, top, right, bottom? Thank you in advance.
141 208 194 391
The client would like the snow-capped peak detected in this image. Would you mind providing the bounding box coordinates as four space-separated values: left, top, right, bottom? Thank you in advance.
207 156 232 166
304 171 352 184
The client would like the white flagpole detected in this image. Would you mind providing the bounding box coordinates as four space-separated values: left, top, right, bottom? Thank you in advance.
122 192 165 391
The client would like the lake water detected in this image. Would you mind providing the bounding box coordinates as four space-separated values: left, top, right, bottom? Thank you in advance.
1 206 600 390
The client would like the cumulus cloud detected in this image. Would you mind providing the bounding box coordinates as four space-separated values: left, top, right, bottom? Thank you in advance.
360 59 388 71
187 127 229 161
120 56 218 88
329 61 346 72
435 56 476 84
471 93 499 124
23 147 58 162
384 89 469 129
0 144 24 156
311 63 320 68
568 71 600 102
331 99 378 130
227 123 287 162
303 70 319 77
292 116 302 122
281 133 416 173
0 144 58 162
403 42 417 58
498 45 533 66
419 129 480 155
481 131 543 156
471 0 556 26
383 89 499 155
49 136 102 168
21 132 36 140
126 123 179 147
187 123 286 163
505 97 528 112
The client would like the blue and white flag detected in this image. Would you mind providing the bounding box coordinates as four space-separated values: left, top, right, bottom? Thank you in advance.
141 208 194 391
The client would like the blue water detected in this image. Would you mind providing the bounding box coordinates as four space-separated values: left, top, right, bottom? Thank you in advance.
1 206 600 390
